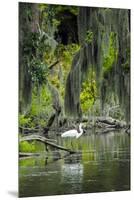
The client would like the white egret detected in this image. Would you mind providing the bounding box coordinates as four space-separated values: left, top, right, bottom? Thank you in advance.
61 123 83 139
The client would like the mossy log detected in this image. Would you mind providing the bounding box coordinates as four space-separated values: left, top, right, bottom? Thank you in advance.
96 117 126 128
19 135 76 154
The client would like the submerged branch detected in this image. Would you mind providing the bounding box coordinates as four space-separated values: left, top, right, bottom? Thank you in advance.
19 152 40 157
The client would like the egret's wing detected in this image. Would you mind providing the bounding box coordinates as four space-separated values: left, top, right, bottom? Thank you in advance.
61 129 77 137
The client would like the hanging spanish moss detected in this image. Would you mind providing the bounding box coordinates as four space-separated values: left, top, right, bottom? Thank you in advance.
19 4 130 197
65 7 130 122
19 3 39 114
19 3 58 114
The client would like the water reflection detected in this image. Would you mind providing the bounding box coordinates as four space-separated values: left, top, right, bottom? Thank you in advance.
19 131 130 197
61 164 83 193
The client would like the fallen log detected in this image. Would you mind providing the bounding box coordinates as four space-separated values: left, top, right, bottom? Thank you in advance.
19 135 75 154
19 152 40 157
20 135 57 143
96 117 126 128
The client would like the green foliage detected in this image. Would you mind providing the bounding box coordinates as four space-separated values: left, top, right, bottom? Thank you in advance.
19 141 45 153
19 141 36 152
85 31 94 44
63 44 80 63
49 75 60 88
56 43 80 70
20 4 51 91
19 115 31 127
60 86 65 98
51 43 80 99
80 71 97 113
30 86 52 120
103 32 118 73
52 5 79 16
52 18 61 27
19 85 52 128
23 32 39 57
31 60 48 85
121 48 130 72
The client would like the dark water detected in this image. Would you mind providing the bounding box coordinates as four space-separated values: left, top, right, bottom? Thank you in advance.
19 131 130 197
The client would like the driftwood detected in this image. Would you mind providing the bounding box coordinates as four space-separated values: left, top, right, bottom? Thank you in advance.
94 117 127 134
20 135 57 143
19 135 75 154
19 115 128 137
43 116 127 135
95 117 127 129
19 152 40 157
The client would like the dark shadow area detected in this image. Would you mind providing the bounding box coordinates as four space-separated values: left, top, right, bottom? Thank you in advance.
55 10 78 45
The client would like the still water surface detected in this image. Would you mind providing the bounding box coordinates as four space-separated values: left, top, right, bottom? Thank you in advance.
19 131 130 197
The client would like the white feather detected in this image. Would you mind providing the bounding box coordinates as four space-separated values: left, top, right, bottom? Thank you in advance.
61 123 83 139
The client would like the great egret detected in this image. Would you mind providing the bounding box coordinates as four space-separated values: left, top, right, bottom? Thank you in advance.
61 123 83 139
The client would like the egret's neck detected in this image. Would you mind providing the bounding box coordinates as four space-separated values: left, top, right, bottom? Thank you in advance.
76 125 83 138
79 124 83 134
79 124 82 132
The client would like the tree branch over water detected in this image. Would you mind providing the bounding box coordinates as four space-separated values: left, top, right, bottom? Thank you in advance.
19 135 76 154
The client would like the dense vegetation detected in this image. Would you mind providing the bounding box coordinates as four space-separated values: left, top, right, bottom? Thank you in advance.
19 3 130 138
